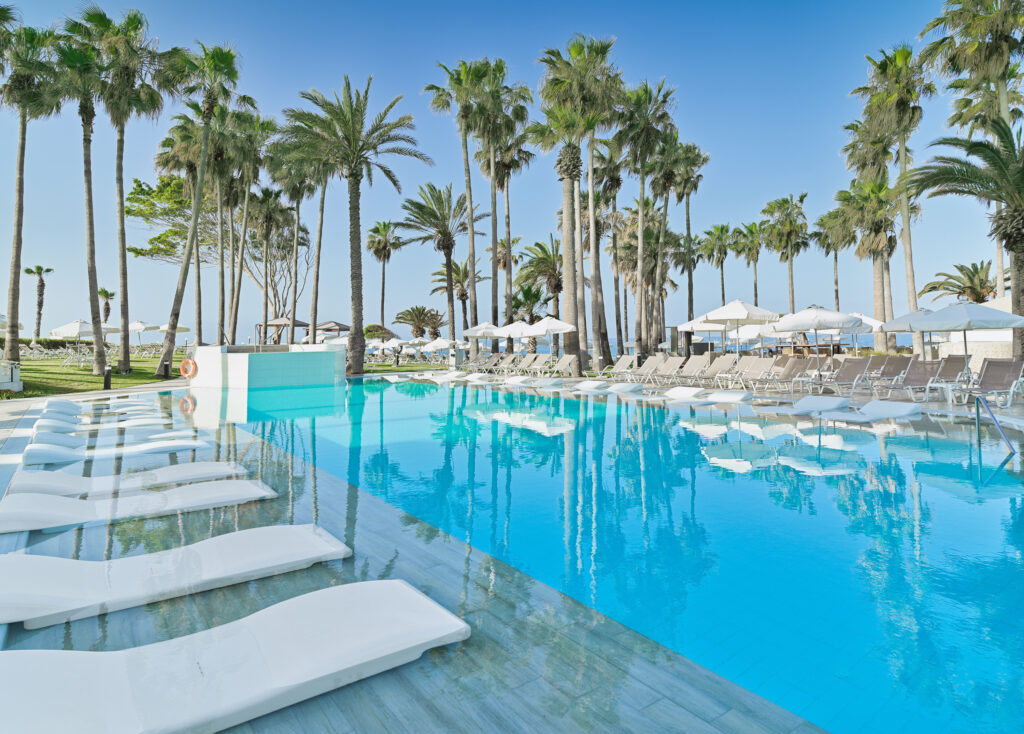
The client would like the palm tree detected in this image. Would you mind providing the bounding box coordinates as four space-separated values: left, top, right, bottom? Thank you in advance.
393 305 432 338
811 208 856 310
540 34 621 368
615 80 675 356
528 103 587 373
854 44 935 354
733 222 764 306
155 44 239 376
667 235 702 355
23 265 51 347
650 129 685 343
251 186 289 343
399 183 478 343
762 194 809 314
673 142 709 354
97 288 115 324
491 130 533 331
701 225 733 306
299 77 430 373
69 7 175 372
431 260 486 330
425 60 487 348
423 308 447 340
517 236 563 350
909 118 1024 355
595 137 627 353
919 261 1004 303
2 20 56 366
511 284 552 352
366 221 406 329
53 29 109 375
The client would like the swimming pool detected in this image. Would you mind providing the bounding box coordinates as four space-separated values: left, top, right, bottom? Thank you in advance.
239 378 1024 733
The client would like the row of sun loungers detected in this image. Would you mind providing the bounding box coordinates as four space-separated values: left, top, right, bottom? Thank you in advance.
0 393 471 732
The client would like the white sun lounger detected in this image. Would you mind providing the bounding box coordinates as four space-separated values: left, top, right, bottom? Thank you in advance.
0 524 351 629
756 396 850 416
571 380 610 394
0 579 470 734
30 428 199 447
531 377 565 390
33 415 170 434
503 375 535 387
43 398 155 416
22 438 206 466
8 461 247 498
0 479 275 533
669 389 752 406
817 400 922 423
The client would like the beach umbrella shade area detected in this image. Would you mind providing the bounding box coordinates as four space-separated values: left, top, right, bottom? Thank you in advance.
772 306 862 354
464 323 501 339
905 303 1024 371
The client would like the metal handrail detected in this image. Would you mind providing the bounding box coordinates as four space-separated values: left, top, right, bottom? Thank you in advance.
975 395 1016 455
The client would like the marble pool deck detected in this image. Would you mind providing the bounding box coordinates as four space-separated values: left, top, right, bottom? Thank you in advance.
0 385 825 734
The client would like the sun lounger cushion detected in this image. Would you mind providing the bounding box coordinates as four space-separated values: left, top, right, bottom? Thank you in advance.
0 579 470 734
0 524 351 628
8 461 248 497
0 479 275 533
573 380 608 393
818 400 922 423
757 396 850 416
21 439 206 466
605 382 644 394
33 416 169 434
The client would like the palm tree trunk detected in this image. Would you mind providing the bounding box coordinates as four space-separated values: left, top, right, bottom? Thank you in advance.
883 257 896 350
787 257 795 314
654 194 670 348
611 197 623 356
379 261 386 329
897 136 923 355
587 135 612 368
230 185 250 344
32 276 43 347
489 148 499 352
228 199 236 331
115 123 130 373
996 202 1006 298
552 294 560 355
1011 250 1024 359
444 249 457 343
216 180 225 345
289 199 300 344
461 297 468 332
347 176 366 374
683 191 694 357
719 264 726 306
4 108 26 364
559 172 580 374
81 109 106 376
193 189 203 345
752 260 759 306
872 254 885 351
262 225 270 344
573 177 588 359
833 250 840 311
503 184 512 329
460 128 478 357
308 183 326 345
636 172 646 357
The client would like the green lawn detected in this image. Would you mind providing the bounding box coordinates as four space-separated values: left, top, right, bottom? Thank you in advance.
1 357 177 399
363 362 443 374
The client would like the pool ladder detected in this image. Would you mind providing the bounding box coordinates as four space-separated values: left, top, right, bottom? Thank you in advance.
975 395 1016 455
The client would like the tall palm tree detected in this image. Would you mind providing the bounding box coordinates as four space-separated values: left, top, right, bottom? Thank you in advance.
528 104 588 373
615 80 675 356
53 30 109 375
97 288 115 323
854 44 935 354
667 234 702 354
295 78 430 373
2 20 56 366
155 44 239 376
701 224 733 306
540 34 622 368
366 221 406 329
423 308 447 340
673 142 709 353
919 260 1003 303
425 60 487 349
762 193 809 314
909 118 1024 355
733 221 764 306
517 236 563 350
492 130 533 331
432 260 486 330
650 129 685 343
393 305 433 338
511 284 552 352
69 7 175 372
23 264 51 347
595 137 626 353
251 186 289 342
811 208 856 310
399 183 478 343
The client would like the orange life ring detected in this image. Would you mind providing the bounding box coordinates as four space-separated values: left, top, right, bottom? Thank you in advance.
179 395 196 415
180 358 198 379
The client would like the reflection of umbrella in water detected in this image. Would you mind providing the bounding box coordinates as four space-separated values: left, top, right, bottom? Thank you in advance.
394 381 439 400
677 416 730 440
731 419 799 441
463 405 574 437
702 443 775 474
796 426 874 452
777 444 867 477
914 459 1024 503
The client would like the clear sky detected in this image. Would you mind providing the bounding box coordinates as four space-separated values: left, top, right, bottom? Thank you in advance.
1 0 993 342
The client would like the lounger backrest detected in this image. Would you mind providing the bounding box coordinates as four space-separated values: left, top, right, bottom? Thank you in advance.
936 356 969 381
878 355 911 378
547 355 572 374
531 354 551 370
833 357 868 381
730 356 756 375
609 354 634 373
657 356 686 375
865 355 886 372
901 359 939 386
515 354 537 371
977 358 1024 390
497 354 517 369
679 353 711 376
636 353 666 375
778 357 808 380
704 354 737 377
774 354 791 369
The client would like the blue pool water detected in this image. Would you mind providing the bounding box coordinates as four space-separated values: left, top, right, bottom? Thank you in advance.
244 379 1024 733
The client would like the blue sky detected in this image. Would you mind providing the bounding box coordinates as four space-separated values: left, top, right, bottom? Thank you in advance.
2 0 993 342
